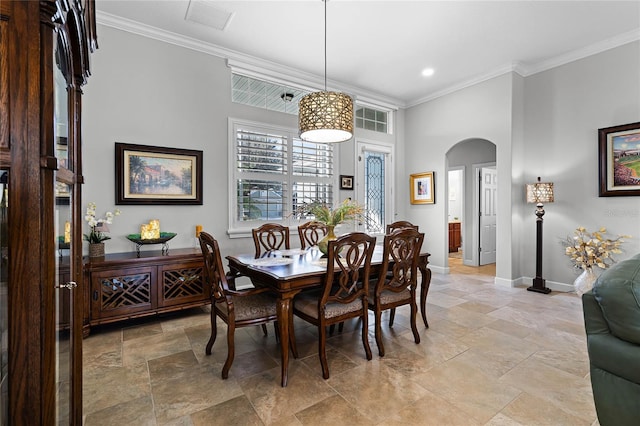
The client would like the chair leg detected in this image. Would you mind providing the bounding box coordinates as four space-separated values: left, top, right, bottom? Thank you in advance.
329 322 344 335
410 302 420 344
274 322 280 343
222 323 235 380
361 308 372 361
205 308 217 355
375 309 384 357
389 308 396 327
261 324 268 336
318 325 329 379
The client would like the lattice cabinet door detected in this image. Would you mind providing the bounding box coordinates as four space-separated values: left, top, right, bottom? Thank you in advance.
159 261 208 308
90 266 156 320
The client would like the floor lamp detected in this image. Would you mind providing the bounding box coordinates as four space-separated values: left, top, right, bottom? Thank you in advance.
526 177 554 294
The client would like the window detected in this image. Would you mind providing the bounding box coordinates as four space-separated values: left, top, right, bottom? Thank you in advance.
231 74 309 115
230 120 334 236
355 106 389 133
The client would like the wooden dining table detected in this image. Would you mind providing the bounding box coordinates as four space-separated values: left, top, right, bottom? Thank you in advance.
226 245 431 387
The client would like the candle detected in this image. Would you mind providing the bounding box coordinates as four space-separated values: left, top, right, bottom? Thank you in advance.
195 225 202 238
149 219 160 239
64 221 71 243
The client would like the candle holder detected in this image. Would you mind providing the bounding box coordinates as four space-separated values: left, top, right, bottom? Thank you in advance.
126 232 177 257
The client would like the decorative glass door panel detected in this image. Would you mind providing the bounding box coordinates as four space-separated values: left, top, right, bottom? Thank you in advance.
0 170 8 423
54 33 74 425
357 142 393 235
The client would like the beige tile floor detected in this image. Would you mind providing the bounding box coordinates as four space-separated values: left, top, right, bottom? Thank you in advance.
83 259 598 425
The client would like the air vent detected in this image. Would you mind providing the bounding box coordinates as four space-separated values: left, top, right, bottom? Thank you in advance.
185 0 234 31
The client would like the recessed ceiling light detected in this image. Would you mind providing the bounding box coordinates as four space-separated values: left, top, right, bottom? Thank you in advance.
421 68 435 77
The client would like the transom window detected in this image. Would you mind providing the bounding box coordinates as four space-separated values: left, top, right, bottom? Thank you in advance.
231 74 308 115
230 120 334 235
355 106 389 133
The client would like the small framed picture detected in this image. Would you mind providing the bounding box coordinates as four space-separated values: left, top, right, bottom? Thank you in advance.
410 171 435 204
340 175 354 190
598 121 640 197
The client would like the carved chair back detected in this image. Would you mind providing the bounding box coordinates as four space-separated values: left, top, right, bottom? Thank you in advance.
252 223 290 258
297 221 328 249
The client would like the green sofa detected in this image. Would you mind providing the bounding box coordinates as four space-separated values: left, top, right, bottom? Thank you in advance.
582 253 640 426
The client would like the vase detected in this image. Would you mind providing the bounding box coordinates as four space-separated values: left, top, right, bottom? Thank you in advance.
89 242 105 258
574 266 597 296
317 225 337 256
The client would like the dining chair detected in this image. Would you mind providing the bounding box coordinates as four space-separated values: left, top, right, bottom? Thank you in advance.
369 227 424 356
199 231 279 379
297 221 328 249
290 232 375 379
386 220 419 234
384 220 421 325
252 223 290 258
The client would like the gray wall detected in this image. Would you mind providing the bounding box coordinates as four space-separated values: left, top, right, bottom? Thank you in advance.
447 139 497 264
403 41 640 289
521 41 640 288
83 25 299 256
403 73 515 279
82 25 396 257
83 25 640 290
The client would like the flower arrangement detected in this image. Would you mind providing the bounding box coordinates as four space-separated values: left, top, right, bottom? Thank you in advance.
298 199 364 226
83 202 121 243
563 227 630 270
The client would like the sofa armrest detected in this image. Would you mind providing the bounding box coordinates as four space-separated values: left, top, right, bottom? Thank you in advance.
582 291 610 335
587 332 640 385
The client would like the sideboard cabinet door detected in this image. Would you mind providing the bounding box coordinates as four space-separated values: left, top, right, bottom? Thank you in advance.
90 267 156 320
159 261 207 308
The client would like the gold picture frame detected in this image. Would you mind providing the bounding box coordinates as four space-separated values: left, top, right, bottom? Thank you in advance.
410 172 435 204
598 121 640 197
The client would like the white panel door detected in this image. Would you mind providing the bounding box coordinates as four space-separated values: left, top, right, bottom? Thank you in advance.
479 167 497 265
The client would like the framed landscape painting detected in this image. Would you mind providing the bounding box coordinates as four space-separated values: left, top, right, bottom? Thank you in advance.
598 122 640 197
115 143 203 205
410 171 435 204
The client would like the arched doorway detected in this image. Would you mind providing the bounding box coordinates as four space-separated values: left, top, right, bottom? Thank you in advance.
445 138 497 272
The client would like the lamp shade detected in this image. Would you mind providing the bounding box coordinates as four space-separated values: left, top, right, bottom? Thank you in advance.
299 91 354 143
526 178 554 204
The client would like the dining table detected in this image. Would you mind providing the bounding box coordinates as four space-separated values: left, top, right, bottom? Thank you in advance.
226 245 432 387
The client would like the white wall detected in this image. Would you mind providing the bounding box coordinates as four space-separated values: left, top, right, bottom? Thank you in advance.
82 25 397 257
447 139 497 264
403 73 514 278
404 41 640 289
522 41 640 289
83 25 299 256
83 26 640 289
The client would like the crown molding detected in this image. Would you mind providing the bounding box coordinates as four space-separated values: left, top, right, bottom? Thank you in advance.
97 11 639 111
96 11 404 110
405 63 520 108
405 28 640 108
517 28 640 76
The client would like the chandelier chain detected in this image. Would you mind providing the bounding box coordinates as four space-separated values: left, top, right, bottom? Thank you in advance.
324 0 327 91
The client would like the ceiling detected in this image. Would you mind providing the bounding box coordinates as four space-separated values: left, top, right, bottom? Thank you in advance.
95 1 640 108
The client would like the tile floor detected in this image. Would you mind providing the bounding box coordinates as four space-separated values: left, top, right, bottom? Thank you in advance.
82 259 598 425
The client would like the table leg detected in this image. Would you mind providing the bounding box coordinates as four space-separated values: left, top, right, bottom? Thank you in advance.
277 296 291 387
419 260 432 328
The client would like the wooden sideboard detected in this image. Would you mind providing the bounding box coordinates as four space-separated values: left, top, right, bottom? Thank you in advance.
448 222 461 253
83 248 209 335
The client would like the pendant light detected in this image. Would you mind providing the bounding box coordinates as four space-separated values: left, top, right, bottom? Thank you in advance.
299 0 353 143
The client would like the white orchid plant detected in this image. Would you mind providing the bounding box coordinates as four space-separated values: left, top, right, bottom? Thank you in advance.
83 202 121 243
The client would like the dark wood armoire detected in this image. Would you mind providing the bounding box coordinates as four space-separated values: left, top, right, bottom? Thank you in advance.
0 0 96 423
